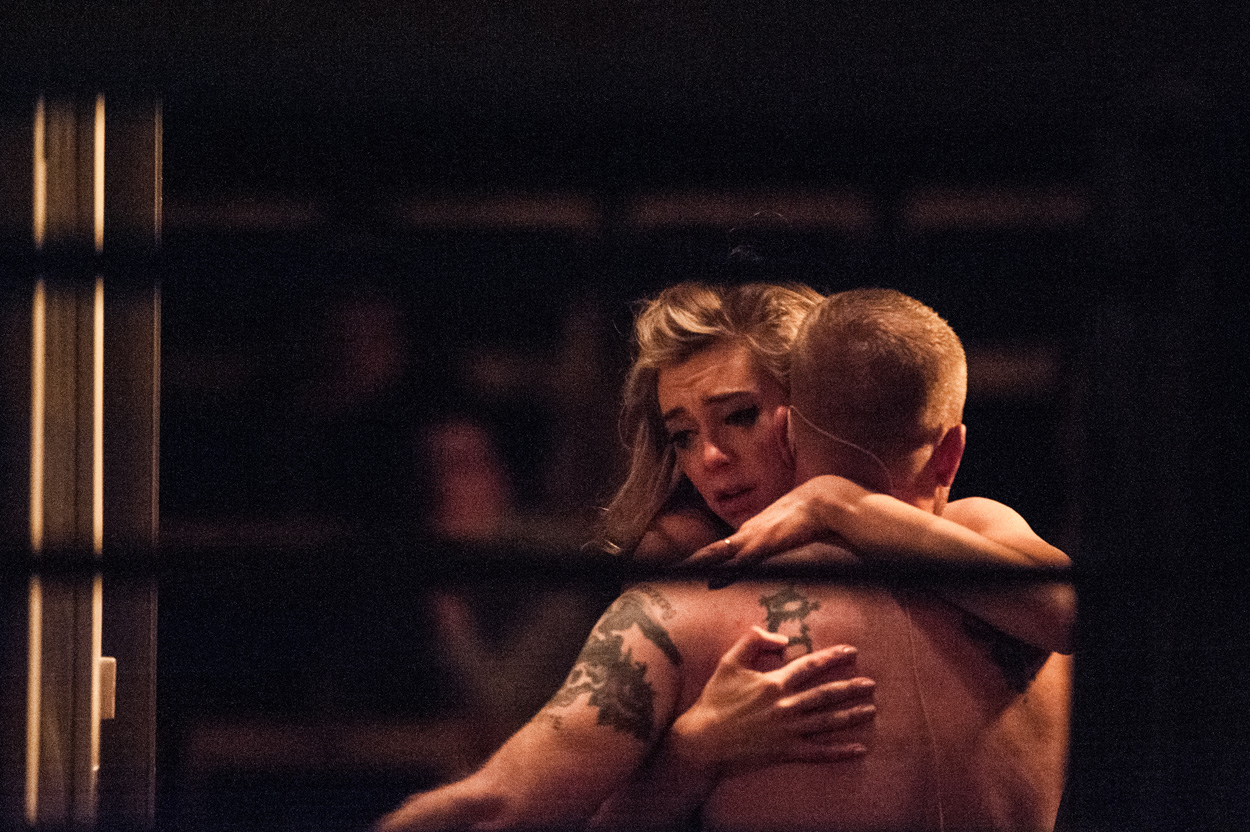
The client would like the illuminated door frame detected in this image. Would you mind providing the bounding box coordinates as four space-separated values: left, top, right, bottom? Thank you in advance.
21 94 161 831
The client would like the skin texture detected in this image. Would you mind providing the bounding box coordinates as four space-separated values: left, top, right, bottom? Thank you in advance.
657 340 795 530
689 474 1076 654
376 585 875 832
680 575 1071 832
665 629 875 769
588 627 876 832
378 571 1068 832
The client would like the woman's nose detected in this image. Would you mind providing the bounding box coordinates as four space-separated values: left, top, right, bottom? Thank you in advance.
700 437 732 468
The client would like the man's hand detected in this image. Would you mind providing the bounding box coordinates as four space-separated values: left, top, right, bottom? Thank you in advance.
670 626 875 772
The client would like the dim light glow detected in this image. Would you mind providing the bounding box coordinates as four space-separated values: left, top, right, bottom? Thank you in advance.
89 574 103 806
94 96 105 253
26 279 47 824
31 281 45 550
25 578 42 824
33 99 46 249
93 278 104 555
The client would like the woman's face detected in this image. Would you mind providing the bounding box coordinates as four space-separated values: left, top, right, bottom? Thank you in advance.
657 340 794 528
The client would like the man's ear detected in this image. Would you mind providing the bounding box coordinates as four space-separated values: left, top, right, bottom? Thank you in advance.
931 423 966 488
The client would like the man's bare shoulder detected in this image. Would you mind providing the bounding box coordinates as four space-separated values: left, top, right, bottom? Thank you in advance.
943 496 1025 534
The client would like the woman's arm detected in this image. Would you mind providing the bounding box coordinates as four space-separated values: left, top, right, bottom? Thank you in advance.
937 496 1076 654
590 627 875 832
689 475 1076 654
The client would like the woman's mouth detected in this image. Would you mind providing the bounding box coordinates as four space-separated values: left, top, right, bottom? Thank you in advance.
714 486 756 517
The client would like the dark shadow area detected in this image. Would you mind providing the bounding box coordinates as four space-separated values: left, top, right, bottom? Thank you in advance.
2 3 1248 829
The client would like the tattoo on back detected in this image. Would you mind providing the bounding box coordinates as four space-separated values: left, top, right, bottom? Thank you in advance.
760 585 822 654
544 587 682 742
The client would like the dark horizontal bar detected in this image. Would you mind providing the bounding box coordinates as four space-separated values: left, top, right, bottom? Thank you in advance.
1 541 1076 588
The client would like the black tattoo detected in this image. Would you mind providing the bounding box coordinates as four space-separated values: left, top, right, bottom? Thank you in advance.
544 590 682 741
635 584 677 620
535 711 563 731
760 585 822 654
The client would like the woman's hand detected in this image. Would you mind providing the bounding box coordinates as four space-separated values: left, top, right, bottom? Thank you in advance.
669 626 875 773
688 475 860 569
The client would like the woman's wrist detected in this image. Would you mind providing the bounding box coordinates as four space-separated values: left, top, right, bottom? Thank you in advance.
666 708 724 777
808 475 859 532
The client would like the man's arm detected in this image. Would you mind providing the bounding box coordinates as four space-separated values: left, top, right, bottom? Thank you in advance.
376 586 687 832
688 476 1076 654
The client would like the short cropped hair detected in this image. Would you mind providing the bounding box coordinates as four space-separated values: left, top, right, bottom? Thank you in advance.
791 288 967 467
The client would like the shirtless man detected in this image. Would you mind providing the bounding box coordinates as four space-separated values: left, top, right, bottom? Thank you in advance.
377 288 1071 831
686 288 1071 830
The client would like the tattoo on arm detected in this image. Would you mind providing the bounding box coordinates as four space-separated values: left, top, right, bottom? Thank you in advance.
634 584 677 620
544 587 683 742
759 585 822 654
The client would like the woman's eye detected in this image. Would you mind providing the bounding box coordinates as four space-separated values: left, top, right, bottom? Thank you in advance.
668 430 693 451
725 406 760 428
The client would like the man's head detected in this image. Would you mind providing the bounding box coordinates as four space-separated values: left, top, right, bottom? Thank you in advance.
789 288 968 512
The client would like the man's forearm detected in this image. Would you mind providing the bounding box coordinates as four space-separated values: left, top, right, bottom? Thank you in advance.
375 776 507 832
378 585 687 831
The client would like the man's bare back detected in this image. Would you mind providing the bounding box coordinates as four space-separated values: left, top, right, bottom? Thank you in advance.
656 544 1070 832
375 546 1067 832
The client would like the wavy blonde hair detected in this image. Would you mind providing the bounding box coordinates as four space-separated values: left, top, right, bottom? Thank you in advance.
600 281 823 554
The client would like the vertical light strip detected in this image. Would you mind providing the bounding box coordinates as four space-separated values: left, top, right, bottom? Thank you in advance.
25 578 43 825
26 280 47 825
93 277 104 555
31 280 45 550
91 100 107 815
94 95 105 253
33 99 46 249
89 574 104 803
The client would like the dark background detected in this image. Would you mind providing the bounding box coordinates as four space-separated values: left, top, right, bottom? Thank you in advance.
3 1 1249 829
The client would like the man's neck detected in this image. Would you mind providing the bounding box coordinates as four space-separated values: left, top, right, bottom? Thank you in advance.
794 458 939 516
